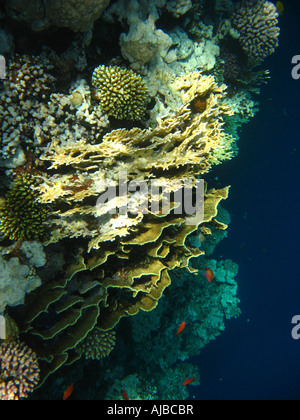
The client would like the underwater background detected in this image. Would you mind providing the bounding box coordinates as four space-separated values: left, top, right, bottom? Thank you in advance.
198 0 300 399
0 0 299 401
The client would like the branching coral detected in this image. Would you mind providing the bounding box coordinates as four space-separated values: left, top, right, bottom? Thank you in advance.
231 0 280 63
0 341 40 400
0 173 49 242
92 65 148 120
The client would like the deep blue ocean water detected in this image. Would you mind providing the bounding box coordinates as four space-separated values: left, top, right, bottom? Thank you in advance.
192 1 300 400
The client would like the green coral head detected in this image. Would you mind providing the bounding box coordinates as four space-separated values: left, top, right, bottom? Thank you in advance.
0 173 49 242
92 65 148 121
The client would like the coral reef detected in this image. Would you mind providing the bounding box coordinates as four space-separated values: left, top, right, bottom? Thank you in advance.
12 183 229 385
119 18 175 68
0 57 109 168
0 0 278 399
92 65 148 120
130 256 240 370
0 173 49 242
0 253 42 315
105 373 158 400
34 72 234 247
0 69 238 385
221 52 243 82
5 0 112 32
166 0 193 18
0 341 40 400
0 56 55 167
231 0 280 64
222 90 259 140
0 241 46 315
107 0 219 72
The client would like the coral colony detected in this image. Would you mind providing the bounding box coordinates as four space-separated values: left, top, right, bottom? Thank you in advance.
0 0 280 400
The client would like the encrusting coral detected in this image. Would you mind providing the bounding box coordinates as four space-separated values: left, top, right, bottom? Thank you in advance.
92 65 148 120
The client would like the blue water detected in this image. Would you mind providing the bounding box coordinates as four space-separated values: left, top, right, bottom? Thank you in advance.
193 2 300 400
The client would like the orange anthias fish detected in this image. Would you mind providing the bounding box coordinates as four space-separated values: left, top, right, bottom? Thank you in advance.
63 383 74 400
122 390 129 400
183 377 195 386
175 321 186 336
204 267 214 283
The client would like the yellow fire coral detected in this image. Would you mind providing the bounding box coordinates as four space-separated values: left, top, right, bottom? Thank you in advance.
92 65 148 120
36 71 233 249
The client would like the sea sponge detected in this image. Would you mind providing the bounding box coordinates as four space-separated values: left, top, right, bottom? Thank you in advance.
231 0 280 63
0 173 48 241
76 328 116 360
0 341 40 400
92 65 148 120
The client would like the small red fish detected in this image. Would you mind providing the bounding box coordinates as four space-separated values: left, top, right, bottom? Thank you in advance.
183 377 195 386
204 267 214 283
122 390 129 400
175 321 186 336
63 383 74 400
